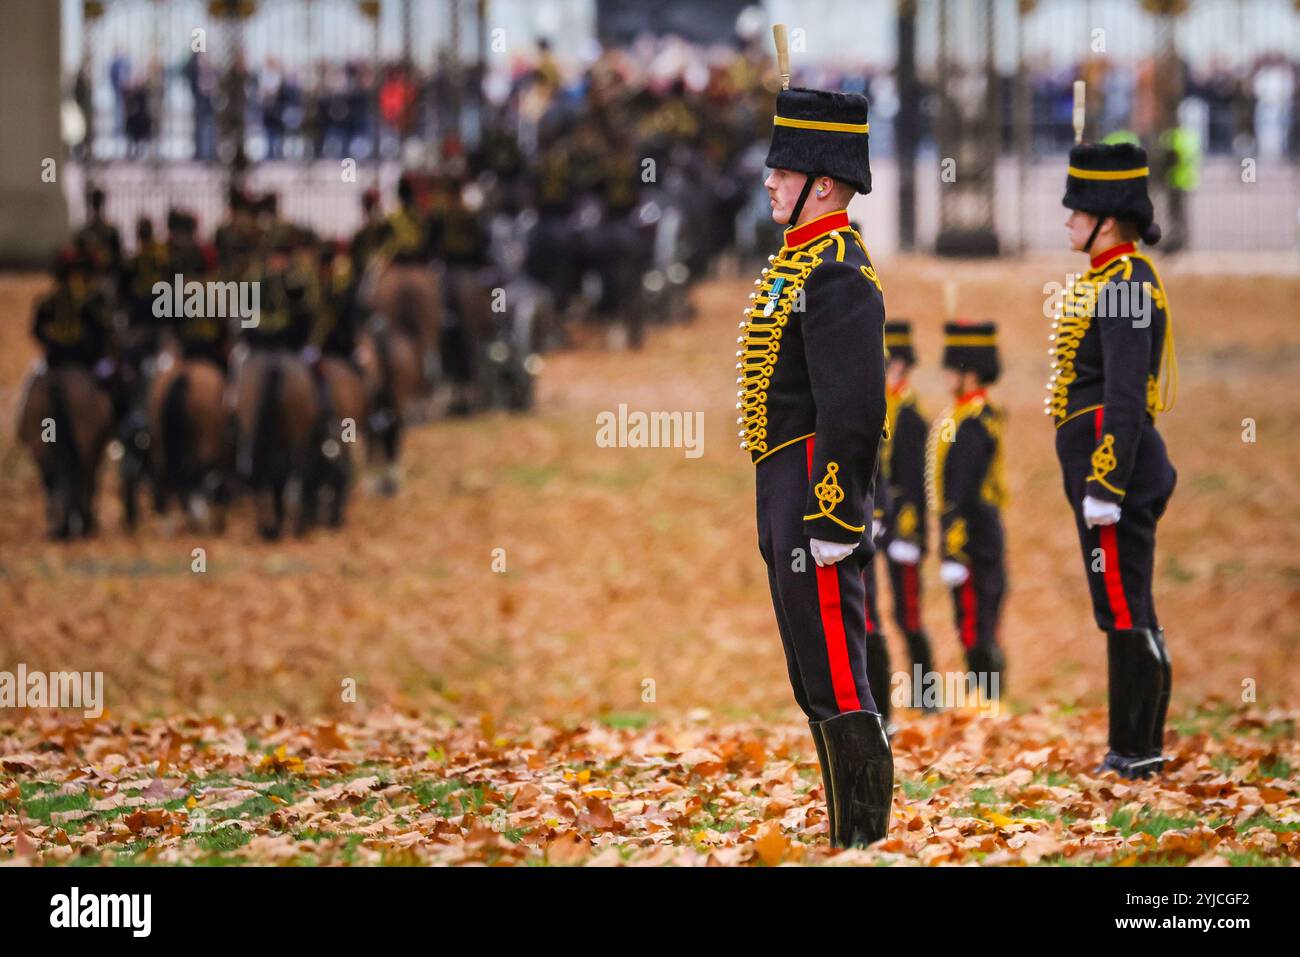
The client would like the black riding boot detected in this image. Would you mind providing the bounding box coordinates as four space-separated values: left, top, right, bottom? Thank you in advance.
808 720 835 840
905 630 937 713
865 634 893 727
1151 627 1172 760
966 643 1005 703
1097 629 1166 779
820 710 893 848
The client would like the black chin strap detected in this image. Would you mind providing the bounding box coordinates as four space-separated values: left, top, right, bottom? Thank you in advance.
1083 215 1105 255
789 174 818 228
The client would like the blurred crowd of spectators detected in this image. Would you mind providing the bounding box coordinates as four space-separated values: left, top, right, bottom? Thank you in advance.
67 36 1300 165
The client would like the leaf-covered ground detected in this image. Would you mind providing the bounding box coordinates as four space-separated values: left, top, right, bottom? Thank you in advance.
3 703 1297 866
1 260 1297 865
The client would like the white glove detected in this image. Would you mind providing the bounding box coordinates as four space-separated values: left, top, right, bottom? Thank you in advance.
810 538 857 567
887 539 922 566
871 519 885 542
1082 495 1122 529
939 560 970 588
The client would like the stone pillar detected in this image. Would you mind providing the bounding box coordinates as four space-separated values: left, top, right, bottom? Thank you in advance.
0 0 69 267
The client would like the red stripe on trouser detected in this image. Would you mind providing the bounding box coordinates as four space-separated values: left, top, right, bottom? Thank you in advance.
903 564 920 631
818 563 864 711
1099 525 1133 629
959 579 977 649
807 437 863 712
1092 409 1133 629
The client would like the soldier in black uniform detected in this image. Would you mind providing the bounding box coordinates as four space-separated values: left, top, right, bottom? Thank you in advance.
214 185 259 275
163 211 229 371
243 233 315 354
166 209 210 282
429 172 491 412
739 85 892 847
120 217 169 367
930 322 1008 699
527 119 579 313
310 242 362 367
1049 142 1178 779
350 187 390 277
116 217 170 449
75 187 123 294
383 173 434 265
879 320 936 709
860 485 893 730
33 247 114 372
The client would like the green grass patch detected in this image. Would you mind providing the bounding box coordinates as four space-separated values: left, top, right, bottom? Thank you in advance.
1259 757 1294 780
598 711 656 731
902 777 942 800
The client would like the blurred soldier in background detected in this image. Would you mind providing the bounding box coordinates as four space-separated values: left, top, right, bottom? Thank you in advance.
74 187 123 287
879 319 936 712
931 321 1008 701
33 247 114 375
350 187 390 277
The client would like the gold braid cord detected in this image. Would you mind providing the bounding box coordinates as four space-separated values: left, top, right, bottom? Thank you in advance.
945 517 969 563
1087 433 1123 496
1046 252 1178 424
1045 259 1127 422
925 393 987 513
738 227 888 461
803 461 865 532
897 503 918 539
735 237 836 459
980 409 1008 508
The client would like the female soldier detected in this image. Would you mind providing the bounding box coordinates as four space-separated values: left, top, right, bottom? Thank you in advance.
1048 142 1178 779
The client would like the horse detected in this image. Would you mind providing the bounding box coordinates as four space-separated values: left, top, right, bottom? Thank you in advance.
482 210 556 411
367 261 441 395
439 266 500 415
301 355 367 527
16 364 114 539
144 356 233 531
356 316 420 497
571 196 653 350
233 350 318 539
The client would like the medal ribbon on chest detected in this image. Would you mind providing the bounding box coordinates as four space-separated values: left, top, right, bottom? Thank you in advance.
763 276 786 317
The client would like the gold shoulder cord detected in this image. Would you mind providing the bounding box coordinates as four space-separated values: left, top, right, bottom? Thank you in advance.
1131 252 1178 417
980 406 1008 508
845 224 888 446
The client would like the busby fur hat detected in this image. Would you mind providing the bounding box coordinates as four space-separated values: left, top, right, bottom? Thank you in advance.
942 320 1000 384
1063 142 1161 246
884 319 917 366
765 88 871 195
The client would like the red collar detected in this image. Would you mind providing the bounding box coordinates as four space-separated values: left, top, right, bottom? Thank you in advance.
955 388 987 408
784 209 850 248
1090 241 1136 270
